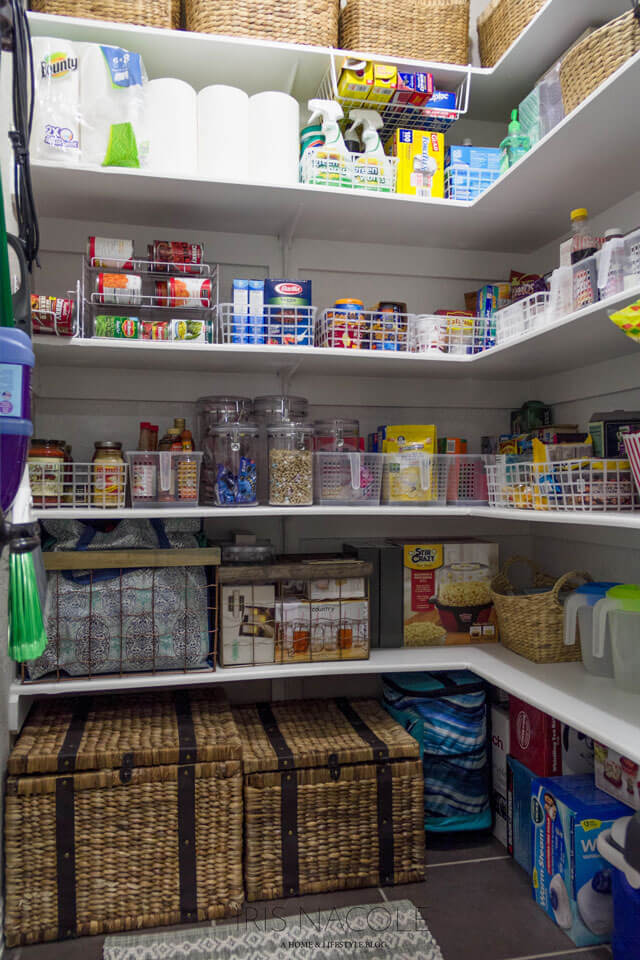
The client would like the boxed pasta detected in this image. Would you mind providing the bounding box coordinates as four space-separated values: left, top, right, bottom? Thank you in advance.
400 540 499 647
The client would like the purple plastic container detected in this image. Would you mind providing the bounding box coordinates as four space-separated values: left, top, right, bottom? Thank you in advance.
0 328 34 513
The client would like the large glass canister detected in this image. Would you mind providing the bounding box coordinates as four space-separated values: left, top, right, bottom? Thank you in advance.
268 422 314 505
198 396 252 502
253 395 309 503
314 418 359 452
206 422 258 506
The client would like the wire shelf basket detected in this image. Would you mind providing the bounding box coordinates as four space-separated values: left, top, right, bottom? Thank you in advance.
216 303 317 346
408 313 494 355
316 307 410 351
444 164 500 201
29 461 128 510
495 292 550 346
300 149 397 193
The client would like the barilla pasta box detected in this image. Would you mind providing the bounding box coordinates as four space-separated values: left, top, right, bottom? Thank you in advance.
399 540 499 647
387 130 444 199
531 775 630 946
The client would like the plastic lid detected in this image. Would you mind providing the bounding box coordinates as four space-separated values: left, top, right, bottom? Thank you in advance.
253 395 308 420
607 584 640 598
94 441 122 449
314 418 359 432
571 208 588 220
334 299 364 307
210 421 258 433
140 421 151 428
576 582 620 597
604 228 623 239
267 420 313 434
0 328 35 367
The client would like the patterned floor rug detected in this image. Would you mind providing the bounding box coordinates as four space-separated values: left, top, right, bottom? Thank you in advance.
103 899 444 960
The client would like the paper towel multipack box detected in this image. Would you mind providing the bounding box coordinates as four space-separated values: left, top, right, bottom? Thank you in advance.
594 741 640 811
491 703 510 848
531 775 630 947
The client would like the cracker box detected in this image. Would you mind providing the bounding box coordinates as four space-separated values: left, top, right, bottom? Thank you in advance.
400 540 499 646
387 129 444 199
531 775 630 946
594 741 640 810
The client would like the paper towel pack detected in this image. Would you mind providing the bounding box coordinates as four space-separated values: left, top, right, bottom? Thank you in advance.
147 78 197 176
249 91 299 186
31 36 81 163
197 85 249 180
80 43 148 167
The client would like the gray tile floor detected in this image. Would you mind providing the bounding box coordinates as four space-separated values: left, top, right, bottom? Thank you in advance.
6 835 613 960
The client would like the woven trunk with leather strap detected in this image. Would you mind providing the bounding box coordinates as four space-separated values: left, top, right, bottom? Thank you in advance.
5 690 243 947
233 697 424 901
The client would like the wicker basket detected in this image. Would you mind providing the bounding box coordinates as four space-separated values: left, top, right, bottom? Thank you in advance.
185 0 338 47
490 556 592 664
28 0 180 29
559 9 640 115
339 0 470 65
477 0 545 68
233 697 424 901
5 690 243 947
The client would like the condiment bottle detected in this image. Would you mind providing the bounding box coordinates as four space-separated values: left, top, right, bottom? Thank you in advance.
174 417 186 433
181 428 194 451
138 421 152 451
28 439 65 507
149 425 159 451
570 208 598 264
92 441 125 508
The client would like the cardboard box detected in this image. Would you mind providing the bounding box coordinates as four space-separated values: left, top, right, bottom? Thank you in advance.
491 703 510 847
393 71 433 106
337 59 373 101
381 424 437 453
400 540 499 647
509 697 561 776
276 598 369 662
531 775 630 946
445 145 501 172
304 576 366 601
507 756 536 876
367 63 397 103
425 88 457 114
588 410 640 458
594 742 640 810
561 725 594 776
387 129 444 199
221 584 275 666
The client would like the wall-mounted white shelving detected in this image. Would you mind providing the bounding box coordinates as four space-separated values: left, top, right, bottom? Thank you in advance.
10 645 640 765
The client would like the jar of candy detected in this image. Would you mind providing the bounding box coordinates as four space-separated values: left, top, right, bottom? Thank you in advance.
92 441 126 508
197 395 253 503
268 422 314 506
206 423 258 506
314 419 360 452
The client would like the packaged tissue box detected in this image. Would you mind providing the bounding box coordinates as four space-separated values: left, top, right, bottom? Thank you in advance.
594 742 640 810
531 775 630 946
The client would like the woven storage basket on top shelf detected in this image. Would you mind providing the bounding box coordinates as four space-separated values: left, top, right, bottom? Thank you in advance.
28 0 180 29
233 697 424 901
477 0 545 67
490 556 592 664
339 0 470 64
559 9 640 115
185 0 338 47
5 690 243 947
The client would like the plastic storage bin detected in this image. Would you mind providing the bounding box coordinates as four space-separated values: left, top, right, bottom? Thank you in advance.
382 451 450 505
446 454 490 505
204 423 259 506
314 418 359 451
495 292 550 345
624 227 640 289
314 452 384 505
563 582 619 678
127 451 202 507
268 421 314 506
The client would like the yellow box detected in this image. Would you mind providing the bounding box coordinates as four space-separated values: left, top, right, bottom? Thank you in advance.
337 59 373 103
387 129 445 199
367 63 397 104
381 425 438 503
382 424 437 453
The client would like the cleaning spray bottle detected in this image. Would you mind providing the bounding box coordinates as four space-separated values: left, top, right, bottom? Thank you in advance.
499 108 530 174
306 99 351 187
348 109 389 191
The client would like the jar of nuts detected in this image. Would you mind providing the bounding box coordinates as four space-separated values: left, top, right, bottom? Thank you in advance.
268 422 314 506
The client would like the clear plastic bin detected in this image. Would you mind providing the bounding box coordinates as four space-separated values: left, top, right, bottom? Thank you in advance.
314 452 384 505
126 451 202 508
495 293 550 345
381 452 450 505
446 455 491 506
624 227 640 290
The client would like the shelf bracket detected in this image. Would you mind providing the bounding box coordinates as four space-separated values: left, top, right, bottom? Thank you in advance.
279 359 303 394
278 204 302 277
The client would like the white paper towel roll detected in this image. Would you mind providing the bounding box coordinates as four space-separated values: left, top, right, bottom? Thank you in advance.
197 85 249 180
79 43 147 167
248 92 299 186
31 37 81 164
146 78 197 176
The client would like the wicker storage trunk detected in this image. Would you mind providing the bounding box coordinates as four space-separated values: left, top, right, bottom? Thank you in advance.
477 0 545 68
185 0 339 47
28 0 181 30
233 697 424 901
5 690 243 947
339 0 470 65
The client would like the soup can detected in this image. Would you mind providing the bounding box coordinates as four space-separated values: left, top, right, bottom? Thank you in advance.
96 273 142 305
151 240 204 274
87 237 134 270
155 276 211 308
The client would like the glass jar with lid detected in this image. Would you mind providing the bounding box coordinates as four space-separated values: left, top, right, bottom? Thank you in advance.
92 441 126 508
268 422 314 506
254 395 309 502
205 423 258 506
198 396 253 503
314 418 359 452
28 439 65 507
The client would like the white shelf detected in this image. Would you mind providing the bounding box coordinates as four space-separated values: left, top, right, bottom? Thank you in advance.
33 285 640 380
10 645 640 764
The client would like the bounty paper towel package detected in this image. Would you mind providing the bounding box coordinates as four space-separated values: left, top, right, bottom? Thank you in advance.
531 774 630 946
32 37 81 163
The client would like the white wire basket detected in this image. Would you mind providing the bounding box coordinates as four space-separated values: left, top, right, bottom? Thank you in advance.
444 165 500 201
381 452 450 505
314 452 385 505
316 55 471 140
624 226 640 289
29 461 128 510
494 293 550 346
446 455 492 506
31 290 78 337
216 303 317 346
300 150 397 193
408 314 494 355
486 457 533 509
316 307 410 351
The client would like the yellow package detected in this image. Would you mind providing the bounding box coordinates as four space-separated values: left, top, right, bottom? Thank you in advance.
337 59 373 103
382 425 438 503
382 424 436 453
368 63 397 103
386 129 444 199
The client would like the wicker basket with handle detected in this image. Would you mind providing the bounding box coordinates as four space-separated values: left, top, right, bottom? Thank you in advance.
339 0 470 65
477 0 545 68
28 0 180 29
5 690 243 947
559 9 640 116
233 697 424 901
490 556 592 664
184 0 339 47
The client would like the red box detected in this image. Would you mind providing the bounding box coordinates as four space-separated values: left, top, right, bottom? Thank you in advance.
509 696 561 776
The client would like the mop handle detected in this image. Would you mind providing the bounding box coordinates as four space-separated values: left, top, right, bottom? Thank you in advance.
0 174 16 327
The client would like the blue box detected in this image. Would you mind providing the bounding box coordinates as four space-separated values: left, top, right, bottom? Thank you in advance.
445 145 501 171
507 756 537 876
427 89 457 111
531 774 631 947
232 278 266 343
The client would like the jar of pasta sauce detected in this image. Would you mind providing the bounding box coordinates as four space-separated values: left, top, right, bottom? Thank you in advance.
28 439 65 507
92 441 126 508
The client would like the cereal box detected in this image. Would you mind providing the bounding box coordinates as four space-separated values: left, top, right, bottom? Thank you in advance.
400 540 499 646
